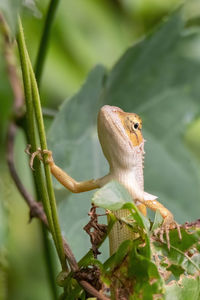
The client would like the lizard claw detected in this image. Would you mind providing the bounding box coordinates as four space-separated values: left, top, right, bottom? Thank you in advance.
25 146 53 170
154 215 182 250
29 148 42 170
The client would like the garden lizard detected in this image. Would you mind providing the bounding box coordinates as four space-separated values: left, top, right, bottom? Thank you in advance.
31 105 181 253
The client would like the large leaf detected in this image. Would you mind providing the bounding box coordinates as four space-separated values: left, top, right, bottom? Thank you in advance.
48 12 200 260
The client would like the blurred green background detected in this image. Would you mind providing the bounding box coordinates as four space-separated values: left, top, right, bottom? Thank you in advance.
1 0 200 299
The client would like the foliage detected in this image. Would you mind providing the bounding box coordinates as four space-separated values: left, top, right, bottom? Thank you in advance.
91 181 200 299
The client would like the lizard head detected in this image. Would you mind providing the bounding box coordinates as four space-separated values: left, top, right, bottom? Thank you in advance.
97 105 144 169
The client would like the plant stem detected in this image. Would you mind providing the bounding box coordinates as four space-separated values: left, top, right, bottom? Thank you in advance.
29 57 66 270
17 17 55 241
41 224 59 299
35 0 60 86
17 17 66 271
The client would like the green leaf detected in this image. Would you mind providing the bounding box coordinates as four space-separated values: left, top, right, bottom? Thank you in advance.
166 264 185 279
92 181 132 211
123 202 150 232
102 241 164 299
152 228 200 276
114 240 131 266
166 276 200 300
122 202 151 259
187 253 200 275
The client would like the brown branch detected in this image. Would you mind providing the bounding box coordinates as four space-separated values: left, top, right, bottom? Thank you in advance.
0 13 24 116
79 280 109 300
183 219 200 229
6 122 48 225
84 205 107 258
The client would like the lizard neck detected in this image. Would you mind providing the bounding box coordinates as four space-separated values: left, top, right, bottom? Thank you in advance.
109 142 145 200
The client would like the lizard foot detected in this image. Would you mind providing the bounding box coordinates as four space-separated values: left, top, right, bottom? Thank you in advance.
25 145 53 170
154 214 182 250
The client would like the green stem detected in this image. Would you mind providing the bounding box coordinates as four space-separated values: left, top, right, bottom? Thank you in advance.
41 225 58 299
17 17 66 271
35 0 60 86
22 125 58 299
17 17 56 243
29 57 66 270
14 14 58 297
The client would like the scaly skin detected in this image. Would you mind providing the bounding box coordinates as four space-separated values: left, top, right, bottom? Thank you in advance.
30 105 181 254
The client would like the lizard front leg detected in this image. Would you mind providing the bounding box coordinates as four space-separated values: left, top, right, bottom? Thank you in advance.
140 197 182 249
34 149 101 193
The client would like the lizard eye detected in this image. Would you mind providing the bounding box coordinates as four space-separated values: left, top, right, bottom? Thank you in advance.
134 123 139 129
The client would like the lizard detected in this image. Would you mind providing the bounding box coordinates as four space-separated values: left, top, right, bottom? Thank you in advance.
30 105 181 254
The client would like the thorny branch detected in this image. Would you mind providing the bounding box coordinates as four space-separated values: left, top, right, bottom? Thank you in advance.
2 13 109 300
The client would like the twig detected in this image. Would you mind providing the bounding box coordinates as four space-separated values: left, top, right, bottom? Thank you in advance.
0 13 24 115
35 0 61 85
84 205 107 258
184 219 200 228
6 122 48 225
79 280 109 300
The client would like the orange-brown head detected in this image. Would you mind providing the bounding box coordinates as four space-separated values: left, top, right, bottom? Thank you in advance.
117 111 143 146
98 105 144 171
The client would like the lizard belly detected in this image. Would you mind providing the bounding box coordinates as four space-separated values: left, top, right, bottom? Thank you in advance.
111 168 144 205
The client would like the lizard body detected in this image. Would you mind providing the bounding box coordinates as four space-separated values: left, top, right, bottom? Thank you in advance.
34 105 181 253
